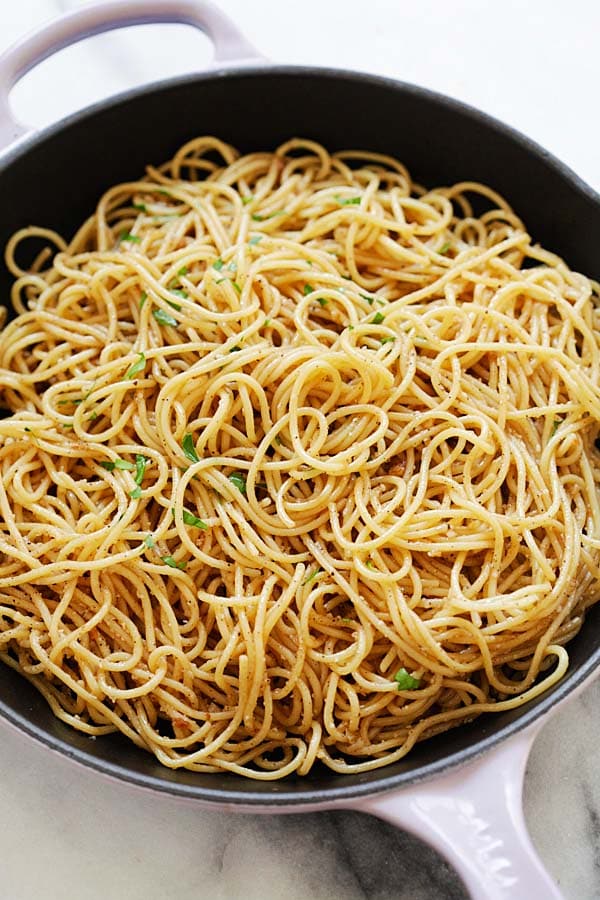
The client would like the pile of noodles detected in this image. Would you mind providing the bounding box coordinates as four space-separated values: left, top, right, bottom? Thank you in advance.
0 136 599 779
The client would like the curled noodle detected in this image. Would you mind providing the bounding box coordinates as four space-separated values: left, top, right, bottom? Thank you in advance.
0 136 599 778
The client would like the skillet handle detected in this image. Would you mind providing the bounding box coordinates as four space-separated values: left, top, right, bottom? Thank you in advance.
0 0 264 151
357 723 564 900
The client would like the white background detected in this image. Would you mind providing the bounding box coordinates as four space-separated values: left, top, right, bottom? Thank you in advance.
1 2 600 899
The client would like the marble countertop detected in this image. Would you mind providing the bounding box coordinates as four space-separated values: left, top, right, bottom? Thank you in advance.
1 1 600 898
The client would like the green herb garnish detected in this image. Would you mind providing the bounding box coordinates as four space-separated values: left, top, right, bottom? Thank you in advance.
212 258 224 271
125 352 146 380
139 291 148 308
439 241 451 254
228 472 247 495
380 336 395 345
394 668 421 690
551 418 563 438
360 293 374 305
153 308 178 327
335 195 361 206
303 567 322 585
249 235 262 245
251 210 285 222
303 284 314 296
242 195 254 205
144 535 155 549
129 486 142 499
100 459 135 472
162 555 186 570
119 231 141 243
372 312 385 325
182 508 208 529
134 454 149 486
182 433 200 464
317 297 328 307
232 281 242 295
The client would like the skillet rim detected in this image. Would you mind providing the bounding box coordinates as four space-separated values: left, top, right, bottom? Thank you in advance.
0 62 599 806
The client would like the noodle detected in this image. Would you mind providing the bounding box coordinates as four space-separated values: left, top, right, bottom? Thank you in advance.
0 136 599 778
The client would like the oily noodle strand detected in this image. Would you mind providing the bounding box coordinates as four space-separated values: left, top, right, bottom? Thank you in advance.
0 137 599 778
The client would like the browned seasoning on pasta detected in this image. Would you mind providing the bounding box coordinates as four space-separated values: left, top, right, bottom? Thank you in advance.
0 136 599 778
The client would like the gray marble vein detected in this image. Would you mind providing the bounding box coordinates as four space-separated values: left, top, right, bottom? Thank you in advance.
3 680 600 900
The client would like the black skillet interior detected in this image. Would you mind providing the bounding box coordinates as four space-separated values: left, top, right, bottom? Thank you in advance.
1 67 599 806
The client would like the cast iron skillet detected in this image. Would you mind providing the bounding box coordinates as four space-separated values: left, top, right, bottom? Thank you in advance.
0 3 599 897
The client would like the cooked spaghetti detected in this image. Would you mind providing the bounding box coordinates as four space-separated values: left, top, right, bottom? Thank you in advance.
0 137 599 778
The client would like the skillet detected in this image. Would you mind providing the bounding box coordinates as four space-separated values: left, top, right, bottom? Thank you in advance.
1 3 600 897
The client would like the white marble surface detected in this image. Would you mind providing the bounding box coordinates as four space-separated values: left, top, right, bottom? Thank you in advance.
1 1 600 898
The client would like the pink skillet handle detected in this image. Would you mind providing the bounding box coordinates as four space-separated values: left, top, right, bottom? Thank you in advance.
357 722 564 900
0 0 265 151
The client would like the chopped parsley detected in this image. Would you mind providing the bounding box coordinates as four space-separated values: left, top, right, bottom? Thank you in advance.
360 293 374 305
134 454 149 486
129 486 142 499
144 535 155 549
249 235 262 245
317 297 328 307
372 311 385 325
119 231 141 243
182 508 208 529
139 291 148 308
303 567 322 585
439 241 451 254
380 336 395 345
551 418 563 438
335 195 361 206
303 284 314 295
162 555 186 570
100 459 135 472
132 202 147 212
125 352 146 380
394 668 421 690
212 258 225 271
251 210 285 222
229 472 247 494
182 433 200 464
242 195 254 205
232 281 242 295
152 308 178 327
